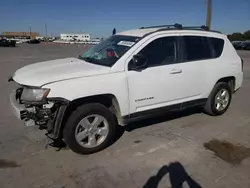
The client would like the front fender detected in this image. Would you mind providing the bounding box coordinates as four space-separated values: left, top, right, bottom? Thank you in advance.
43 73 130 116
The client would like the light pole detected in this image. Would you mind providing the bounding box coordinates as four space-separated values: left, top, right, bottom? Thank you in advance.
206 0 212 29
45 24 48 40
29 26 32 39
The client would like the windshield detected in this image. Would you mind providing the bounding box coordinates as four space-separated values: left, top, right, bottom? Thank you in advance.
79 35 141 67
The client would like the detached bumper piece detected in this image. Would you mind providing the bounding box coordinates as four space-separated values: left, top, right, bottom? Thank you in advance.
43 104 68 149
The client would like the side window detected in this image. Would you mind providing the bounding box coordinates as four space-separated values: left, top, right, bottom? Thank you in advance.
210 37 224 58
137 36 177 67
183 36 212 61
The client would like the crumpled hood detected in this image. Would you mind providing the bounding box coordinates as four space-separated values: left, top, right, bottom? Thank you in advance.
12 57 111 87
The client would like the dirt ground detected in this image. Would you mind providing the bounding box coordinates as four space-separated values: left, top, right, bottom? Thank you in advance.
0 44 250 188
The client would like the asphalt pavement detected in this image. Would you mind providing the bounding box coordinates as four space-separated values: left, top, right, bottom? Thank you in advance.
0 44 250 188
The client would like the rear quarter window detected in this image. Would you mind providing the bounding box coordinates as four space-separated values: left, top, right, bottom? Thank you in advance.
210 38 224 58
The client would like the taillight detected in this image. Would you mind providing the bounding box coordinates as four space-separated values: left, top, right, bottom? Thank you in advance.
241 58 244 72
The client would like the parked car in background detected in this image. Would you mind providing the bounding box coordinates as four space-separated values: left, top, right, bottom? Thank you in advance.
0 39 16 47
244 43 250 50
48 37 56 42
27 39 41 44
241 42 248 50
232 41 243 50
232 41 250 50
242 42 250 50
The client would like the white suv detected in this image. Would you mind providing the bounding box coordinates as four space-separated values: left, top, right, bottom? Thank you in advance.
9 24 243 154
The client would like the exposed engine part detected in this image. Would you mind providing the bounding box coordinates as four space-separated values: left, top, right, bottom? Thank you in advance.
24 119 35 127
12 86 69 150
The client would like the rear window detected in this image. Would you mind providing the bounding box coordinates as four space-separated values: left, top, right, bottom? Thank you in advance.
183 36 212 61
210 38 224 58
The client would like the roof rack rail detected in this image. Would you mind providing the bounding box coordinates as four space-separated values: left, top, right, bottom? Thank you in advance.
140 23 183 29
158 24 221 33
140 24 222 36
181 25 209 31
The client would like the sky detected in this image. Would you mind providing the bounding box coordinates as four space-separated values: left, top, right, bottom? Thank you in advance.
1 0 250 38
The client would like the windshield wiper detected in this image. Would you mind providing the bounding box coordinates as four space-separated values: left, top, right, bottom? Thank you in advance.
78 56 95 63
78 55 112 67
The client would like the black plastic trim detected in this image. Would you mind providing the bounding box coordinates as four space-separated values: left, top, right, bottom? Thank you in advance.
142 28 221 38
8 76 13 82
122 99 207 124
47 97 69 105
51 105 67 139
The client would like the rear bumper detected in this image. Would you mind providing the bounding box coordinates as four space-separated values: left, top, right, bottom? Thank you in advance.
235 72 243 91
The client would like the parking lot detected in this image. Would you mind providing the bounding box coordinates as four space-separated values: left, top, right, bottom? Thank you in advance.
0 44 250 188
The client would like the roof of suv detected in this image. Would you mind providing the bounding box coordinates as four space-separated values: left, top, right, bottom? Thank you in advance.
117 24 223 38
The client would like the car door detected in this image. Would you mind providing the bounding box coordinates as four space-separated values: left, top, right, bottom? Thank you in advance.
126 35 203 115
180 35 215 100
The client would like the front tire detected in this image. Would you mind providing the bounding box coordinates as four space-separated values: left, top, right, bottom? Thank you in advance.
204 82 232 116
63 103 117 154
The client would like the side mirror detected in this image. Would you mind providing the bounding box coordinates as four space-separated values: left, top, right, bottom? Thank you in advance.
130 54 147 71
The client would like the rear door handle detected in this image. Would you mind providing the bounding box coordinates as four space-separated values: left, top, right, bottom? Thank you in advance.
170 69 182 74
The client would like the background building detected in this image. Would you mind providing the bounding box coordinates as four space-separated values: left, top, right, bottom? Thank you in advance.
1 32 40 39
60 33 90 41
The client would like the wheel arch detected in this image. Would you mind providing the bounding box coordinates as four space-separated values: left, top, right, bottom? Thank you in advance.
58 94 122 139
204 76 236 100
216 76 235 92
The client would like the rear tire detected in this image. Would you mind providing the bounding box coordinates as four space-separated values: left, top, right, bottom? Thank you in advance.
63 103 117 155
204 82 232 116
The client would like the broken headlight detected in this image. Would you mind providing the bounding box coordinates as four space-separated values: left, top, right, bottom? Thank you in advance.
21 88 50 102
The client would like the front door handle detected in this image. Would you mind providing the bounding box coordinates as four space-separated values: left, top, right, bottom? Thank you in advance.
170 69 182 74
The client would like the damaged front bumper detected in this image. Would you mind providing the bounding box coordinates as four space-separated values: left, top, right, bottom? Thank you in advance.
10 88 69 140
10 91 27 121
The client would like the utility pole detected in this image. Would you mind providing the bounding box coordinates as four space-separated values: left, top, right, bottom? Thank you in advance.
29 26 32 39
45 24 48 40
206 0 212 29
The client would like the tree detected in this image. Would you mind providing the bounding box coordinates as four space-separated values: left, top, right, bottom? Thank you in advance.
243 30 250 40
228 31 250 41
228 32 244 41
